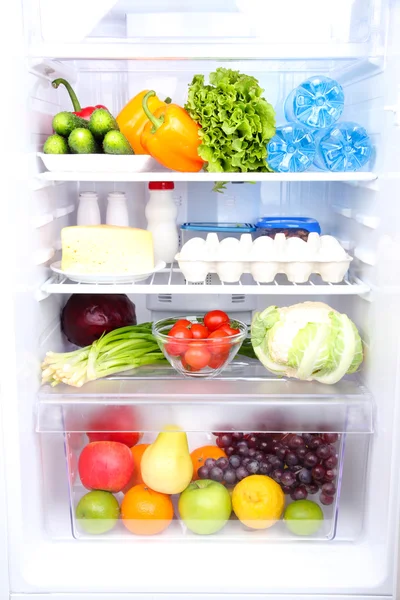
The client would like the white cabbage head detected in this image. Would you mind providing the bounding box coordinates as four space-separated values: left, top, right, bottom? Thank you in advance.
251 302 363 384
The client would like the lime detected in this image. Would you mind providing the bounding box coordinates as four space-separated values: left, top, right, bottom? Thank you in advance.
284 499 324 536
76 490 120 535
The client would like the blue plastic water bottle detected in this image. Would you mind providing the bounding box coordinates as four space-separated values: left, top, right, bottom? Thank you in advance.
313 121 372 172
267 124 316 173
285 76 344 130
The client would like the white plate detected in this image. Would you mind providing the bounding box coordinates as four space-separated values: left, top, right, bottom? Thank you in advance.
38 153 160 173
50 261 166 284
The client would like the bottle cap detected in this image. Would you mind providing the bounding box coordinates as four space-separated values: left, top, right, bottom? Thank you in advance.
148 182 175 190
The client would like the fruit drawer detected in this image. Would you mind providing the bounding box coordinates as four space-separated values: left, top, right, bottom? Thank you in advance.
37 372 373 542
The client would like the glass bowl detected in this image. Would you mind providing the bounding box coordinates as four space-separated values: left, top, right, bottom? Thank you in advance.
152 316 248 379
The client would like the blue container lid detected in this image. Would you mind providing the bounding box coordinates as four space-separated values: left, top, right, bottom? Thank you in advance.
181 222 256 233
255 217 321 234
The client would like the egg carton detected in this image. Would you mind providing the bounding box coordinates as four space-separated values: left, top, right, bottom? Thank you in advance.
175 232 353 284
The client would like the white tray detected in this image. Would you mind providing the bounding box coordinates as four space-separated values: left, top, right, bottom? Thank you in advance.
38 153 160 173
50 261 166 284
176 233 353 284
176 258 352 284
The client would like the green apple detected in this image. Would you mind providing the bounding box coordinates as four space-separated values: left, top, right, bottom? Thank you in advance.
178 479 232 535
75 490 120 535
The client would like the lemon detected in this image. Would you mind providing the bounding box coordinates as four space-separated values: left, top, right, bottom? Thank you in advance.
232 474 285 529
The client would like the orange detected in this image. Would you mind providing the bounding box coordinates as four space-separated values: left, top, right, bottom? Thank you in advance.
122 443 149 492
130 443 150 486
121 484 174 535
190 445 227 480
232 475 285 530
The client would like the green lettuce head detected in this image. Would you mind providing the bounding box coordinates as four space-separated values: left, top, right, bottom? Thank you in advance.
185 68 276 173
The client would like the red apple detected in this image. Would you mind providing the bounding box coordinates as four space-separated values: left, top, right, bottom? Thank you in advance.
78 441 134 493
86 406 143 447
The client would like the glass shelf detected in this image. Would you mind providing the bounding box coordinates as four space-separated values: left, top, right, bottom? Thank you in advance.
39 267 370 300
37 167 378 184
37 363 373 434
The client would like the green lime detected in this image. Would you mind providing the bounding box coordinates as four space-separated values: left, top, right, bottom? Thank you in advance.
284 499 324 536
75 490 120 535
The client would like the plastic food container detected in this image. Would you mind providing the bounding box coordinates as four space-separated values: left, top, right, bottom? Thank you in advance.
181 223 256 246
38 377 373 541
255 218 321 241
152 316 248 379
175 232 352 284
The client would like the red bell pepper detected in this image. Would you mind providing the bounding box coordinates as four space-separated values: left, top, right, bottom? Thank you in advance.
52 78 108 120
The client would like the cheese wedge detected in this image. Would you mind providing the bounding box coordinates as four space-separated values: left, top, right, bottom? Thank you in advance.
61 225 154 274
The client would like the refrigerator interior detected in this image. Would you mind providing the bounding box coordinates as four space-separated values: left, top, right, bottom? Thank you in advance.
2 0 400 595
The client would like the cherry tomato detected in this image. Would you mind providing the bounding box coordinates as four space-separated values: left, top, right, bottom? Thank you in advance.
181 356 201 372
216 323 240 336
208 352 229 369
170 326 193 339
208 329 231 355
183 343 211 370
173 319 191 329
169 325 186 338
169 320 191 336
165 327 193 356
190 323 209 339
204 310 230 333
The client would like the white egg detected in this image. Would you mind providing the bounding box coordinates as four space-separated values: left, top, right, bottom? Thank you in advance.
286 237 312 261
319 236 347 260
217 237 241 260
180 237 206 260
320 235 342 248
250 236 275 260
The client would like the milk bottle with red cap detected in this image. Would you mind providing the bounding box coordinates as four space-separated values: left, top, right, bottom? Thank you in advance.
145 182 179 264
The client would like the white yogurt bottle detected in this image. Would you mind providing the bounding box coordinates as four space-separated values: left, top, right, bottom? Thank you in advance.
77 191 101 226
106 192 129 227
145 182 178 264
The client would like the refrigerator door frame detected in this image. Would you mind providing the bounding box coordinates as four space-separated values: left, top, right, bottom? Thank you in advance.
2 0 400 598
0 0 23 595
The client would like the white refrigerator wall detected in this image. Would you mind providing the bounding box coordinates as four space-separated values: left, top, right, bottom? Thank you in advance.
1 0 400 597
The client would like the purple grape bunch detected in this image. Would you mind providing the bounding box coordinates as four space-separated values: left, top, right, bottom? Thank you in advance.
199 431 340 506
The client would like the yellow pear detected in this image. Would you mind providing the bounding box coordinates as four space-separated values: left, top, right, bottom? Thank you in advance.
141 427 193 495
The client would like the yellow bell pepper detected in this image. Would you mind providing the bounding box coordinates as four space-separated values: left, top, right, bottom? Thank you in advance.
141 91 204 173
116 90 166 155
